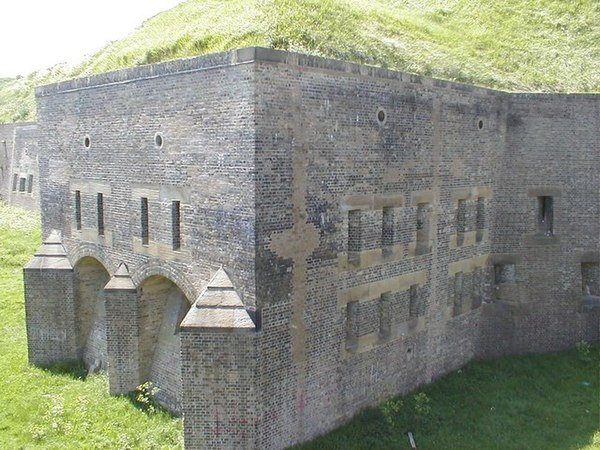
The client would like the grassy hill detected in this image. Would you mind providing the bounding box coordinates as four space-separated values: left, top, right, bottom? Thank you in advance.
1 0 599 123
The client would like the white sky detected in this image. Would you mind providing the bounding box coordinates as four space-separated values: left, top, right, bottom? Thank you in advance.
0 0 183 77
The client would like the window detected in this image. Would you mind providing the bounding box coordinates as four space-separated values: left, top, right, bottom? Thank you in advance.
456 199 467 246
12 174 17 191
75 191 82 230
347 209 362 253
345 301 359 352
97 193 104 236
476 197 485 242
409 284 419 318
494 263 515 284
141 197 149 245
381 207 394 248
18 177 26 192
581 262 599 296
379 292 391 340
416 203 431 255
172 200 181 250
537 196 553 236
27 175 33 193
453 272 464 316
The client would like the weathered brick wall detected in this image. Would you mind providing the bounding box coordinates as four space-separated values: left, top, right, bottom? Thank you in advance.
28 48 599 449
35 54 257 308
480 94 600 355
34 52 258 416
251 49 598 447
251 51 504 447
181 330 258 450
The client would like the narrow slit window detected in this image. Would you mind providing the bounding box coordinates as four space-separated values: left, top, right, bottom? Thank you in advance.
75 191 82 230
416 203 430 255
379 292 391 339
18 177 26 192
453 272 464 316
27 175 33 193
381 207 394 248
12 174 18 191
97 193 104 236
537 196 553 236
456 199 467 246
476 197 485 242
172 200 181 250
141 197 149 245
347 209 361 253
345 301 358 352
409 284 419 318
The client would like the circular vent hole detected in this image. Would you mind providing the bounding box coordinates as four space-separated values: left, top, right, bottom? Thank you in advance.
155 133 163 148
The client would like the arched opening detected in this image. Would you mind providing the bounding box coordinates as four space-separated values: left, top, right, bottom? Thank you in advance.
74 257 110 372
138 275 190 414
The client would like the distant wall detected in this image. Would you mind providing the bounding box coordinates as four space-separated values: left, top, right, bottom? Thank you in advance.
1 122 39 210
0 123 16 202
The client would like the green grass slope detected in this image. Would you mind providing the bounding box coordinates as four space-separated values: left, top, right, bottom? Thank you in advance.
0 204 183 448
1 0 599 123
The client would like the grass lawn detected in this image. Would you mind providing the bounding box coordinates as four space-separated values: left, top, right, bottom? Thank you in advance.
0 203 183 449
296 347 600 449
0 202 598 449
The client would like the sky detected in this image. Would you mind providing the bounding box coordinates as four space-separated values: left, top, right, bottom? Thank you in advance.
0 0 183 78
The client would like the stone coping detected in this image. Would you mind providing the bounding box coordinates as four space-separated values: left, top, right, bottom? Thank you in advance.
35 47 600 99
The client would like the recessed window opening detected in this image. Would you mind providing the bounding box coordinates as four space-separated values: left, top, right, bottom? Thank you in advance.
409 284 419 318
96 193 104 236
18 177 26 192
478 119 484 130
154 133 163 148
75 191 82 230
494 263 516 284
416 203 430 255
476 197 485 242
381 207 393 248
26 175 33 193
537 196 553 236
11 174 17 191
456 199 467 246
345 301 358 351
581 262 599 296
453 272 464 316
172 200 181 250
141 197 149 245
348 209 361 253
84 136 91 149
379 292 391 339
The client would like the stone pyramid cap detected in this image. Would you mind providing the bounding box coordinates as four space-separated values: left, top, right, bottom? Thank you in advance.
181 267 255 331
24 230 72 270
207 267 234 290
104 262 136 292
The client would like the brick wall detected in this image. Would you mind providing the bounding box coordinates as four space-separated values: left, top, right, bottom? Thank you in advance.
27 48 599 449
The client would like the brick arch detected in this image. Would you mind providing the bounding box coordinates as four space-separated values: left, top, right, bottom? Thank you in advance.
131 261 197 304
67 243 117 275
71 253 111 371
